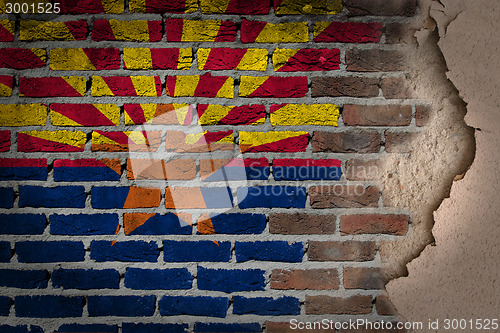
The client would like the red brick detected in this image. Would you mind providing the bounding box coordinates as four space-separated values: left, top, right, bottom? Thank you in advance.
271 269 339 290
344 0 417 16
126 158 196 180
266 322 332 333
314 22 383 43
311 76 379 98
340 214 410 235
343 105 412 126
92 19 162 42
0 48 47 69
415 105 431 127
344 267 385 289
376 295 399 316
346 49 406 72
346 159 381 181
310 185 379 209
273 48 340 72
269 213 335 234
165 130 234 153
385 23 417 44
19 77 86 97
305 295 373 314
385 131 419 153
239 76 308 98
0 131 10 152
200 0 271 14
308 241 376 261
312 131 381 153
59 0 125 14
381 77 415 99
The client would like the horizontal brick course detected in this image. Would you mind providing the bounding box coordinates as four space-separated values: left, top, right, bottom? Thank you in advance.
343 105 412 126
312 131 381 153
340 214 410 235
310 185 379 208
305 295 373 315
270 269 339 290
312 76 380 98
308 241 377 261
269 213 336 234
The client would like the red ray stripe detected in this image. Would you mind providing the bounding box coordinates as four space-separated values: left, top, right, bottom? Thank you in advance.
60 0 105 14
165 76 176 96
0 75 13 87
0 131 10 152
64 20 87 40
19 77 83 97
95 131 133 145
102 77 136 96
277 49 341 72
151 49 178 69
248 76 308 98
83 48 120 70
195 130 233 145
241 19 267 43
0 49 46 69
92 19 116 41
314 22 383 43
273 159 341 167
194 74 229 97
154 76 162 96
51 104 116 126
17 133 84 152
165 19 184 42
214 21 237 42
218 105 266 125
0 24 14 42
147 21 162 42
226 0 270 14
241 134 308 153
0 158 47 167
203 48 247 70
124 104 148 124
55 159 109 167
270 104 286 113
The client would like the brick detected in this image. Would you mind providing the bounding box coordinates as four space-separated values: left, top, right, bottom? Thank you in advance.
273 48 340 72
52 269 119 290
416 105 431 126
340 214 410 235
50 214 119 235
308 241 376 261
59 0 124 14
166 187 233 209
90 241 158 262
124 268 192 290
165 19 237 42
198 267 265 293
381 77 415 99
197 213 266 234
239 76 308 98
346 49 406 72
54 159 121 182
91 186 160 209
386 23 417 44
314 22 382 43
385 131 419 153
0 188 13 208
238 186 307 209
310 185 379 208
198 104 266 126
50 48 119 70
0 296 10 316
0 20 15 41
50 103 120 126
269 213 336 234
0 269 49 288
16 241 84 263
166 130 234 152
0 75 13 96
200 0 270 14
239 131 308 153
0 104 47 126
270 269 339 290
274 0 342 14
130 0 197 13
201 158 269 181
305 295 372 314
235 241 303 262
125 103 192 125
21 20 87 41
0 242 10 262
124 213 192 235
166 74 234 98
17 130 86 152
376 295 399 315
0 214 46 234
19 76 86 97
266 322 331 333
0 48 47 69
127 158 196 180
92 131 161 152
312 131 381 153
159 296 228 318
123 48 192 70
15 296 84 318
122 323 187 333
0 131 9 152
198 48 268 71
311 76 379 97
233 296 300 315
270 104 339 126
0 325 43 332
344 0 417 16
346 159 381 181
272 159 341 181
91 76 161 97
87 296 155 317
57 324 118 333
163 240 231 262
344 267 385 289
92 19 161 42
195 323 261 333
241 20 308 43
19 186 86 208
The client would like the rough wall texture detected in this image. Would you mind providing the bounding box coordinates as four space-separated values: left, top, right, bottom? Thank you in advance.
0 0 477 332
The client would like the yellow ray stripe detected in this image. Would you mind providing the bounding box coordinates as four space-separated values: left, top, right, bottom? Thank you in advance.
272 48 300 72
200 0 230 13
20 20 75 41
239 76 268 97
275 0 342 14
128 0 146 12
0 83 12 97
22 130 86 148
125 131 148 145
0 19 14 34
197 48 210 70
30 48 47 63
50 48 96 70
239 131 308 147
95 104 121 125
182 20 222 42
313 22 330 38
199 105 232 125
123 48 153 70
103 0 125 13
91 76 114 96
62 76 86 96
255 22 308 43
216 77 234 98
178 48 193 70
131 76 158 96
174 104 191 124
110 19 150 42
0 104 47 126
237 49 268 71
92 131 120 146
50 112 81 126
270 104 340 126
174 75 200 97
